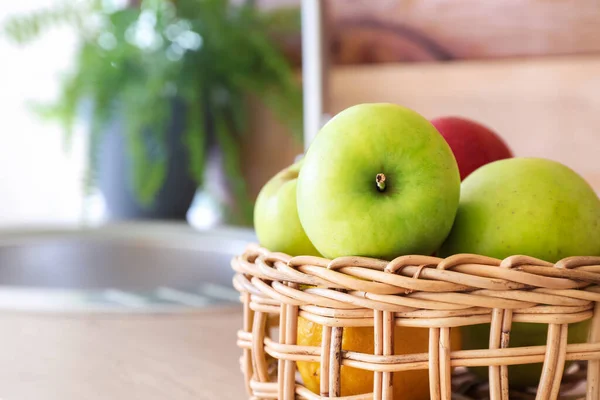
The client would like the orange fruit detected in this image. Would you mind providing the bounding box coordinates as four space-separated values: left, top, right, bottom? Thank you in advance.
297 316 461 398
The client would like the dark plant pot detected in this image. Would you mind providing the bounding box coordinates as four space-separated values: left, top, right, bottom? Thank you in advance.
97 102 198 221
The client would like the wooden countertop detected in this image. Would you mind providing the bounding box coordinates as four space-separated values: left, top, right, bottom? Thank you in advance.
0 308 247 400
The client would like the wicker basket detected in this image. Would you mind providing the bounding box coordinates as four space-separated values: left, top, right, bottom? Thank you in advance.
232 244 600 400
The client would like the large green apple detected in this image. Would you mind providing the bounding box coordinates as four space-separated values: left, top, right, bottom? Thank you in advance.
439 157 600 261
296 103 461 260
439 157 600 387
254 161 320 256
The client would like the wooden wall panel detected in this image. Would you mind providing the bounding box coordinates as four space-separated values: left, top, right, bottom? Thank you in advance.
260 0 600 64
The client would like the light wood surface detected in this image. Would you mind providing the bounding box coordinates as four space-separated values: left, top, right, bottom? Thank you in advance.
246 55 600 196
329 0 600 61
0 309 246 400
262 0 600 64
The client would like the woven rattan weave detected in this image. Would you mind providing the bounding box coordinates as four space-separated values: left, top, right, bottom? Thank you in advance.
233 244 600 400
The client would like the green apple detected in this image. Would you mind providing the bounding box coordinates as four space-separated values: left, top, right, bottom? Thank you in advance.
460 321 589 388
296 103 461 260
439 157 600 387
439 157 600 261
254 161 320 256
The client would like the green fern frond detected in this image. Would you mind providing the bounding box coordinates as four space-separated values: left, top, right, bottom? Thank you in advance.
3 2 93 44
2 0 302 225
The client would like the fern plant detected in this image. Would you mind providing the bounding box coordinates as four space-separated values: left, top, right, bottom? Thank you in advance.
4 0 302 225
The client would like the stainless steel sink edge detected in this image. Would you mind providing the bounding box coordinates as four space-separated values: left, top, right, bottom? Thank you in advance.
0 222 255 313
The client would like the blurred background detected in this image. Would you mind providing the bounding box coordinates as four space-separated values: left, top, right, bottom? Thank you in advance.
1 1 600 398
2 0 599 230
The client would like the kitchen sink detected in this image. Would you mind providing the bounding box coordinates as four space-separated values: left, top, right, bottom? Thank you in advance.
0 222 255 312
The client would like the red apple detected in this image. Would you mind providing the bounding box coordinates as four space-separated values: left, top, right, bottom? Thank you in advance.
430 116 513 180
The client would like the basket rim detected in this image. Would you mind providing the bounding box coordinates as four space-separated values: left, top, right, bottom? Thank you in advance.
231 244 600 325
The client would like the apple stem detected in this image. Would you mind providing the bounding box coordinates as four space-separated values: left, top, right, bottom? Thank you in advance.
376 173 386 192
